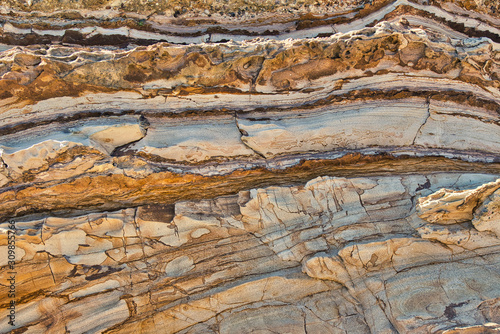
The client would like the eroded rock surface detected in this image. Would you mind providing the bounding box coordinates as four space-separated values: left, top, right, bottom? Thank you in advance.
0 1 499 333
1 174 500 333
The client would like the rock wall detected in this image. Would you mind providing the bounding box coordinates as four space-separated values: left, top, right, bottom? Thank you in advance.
0 0 499 333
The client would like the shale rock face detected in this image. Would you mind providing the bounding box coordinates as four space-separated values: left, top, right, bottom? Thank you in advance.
0 0 499 333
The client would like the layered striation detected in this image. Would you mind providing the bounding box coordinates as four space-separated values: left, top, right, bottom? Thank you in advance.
2 174 500 333
0 0 499 333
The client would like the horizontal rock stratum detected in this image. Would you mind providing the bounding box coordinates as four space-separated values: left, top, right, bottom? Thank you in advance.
0 0 499 333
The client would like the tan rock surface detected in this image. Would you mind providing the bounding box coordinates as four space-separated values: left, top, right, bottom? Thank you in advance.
0 1 500 333
89 123 146 154
417 179 500 224
1 174 500 333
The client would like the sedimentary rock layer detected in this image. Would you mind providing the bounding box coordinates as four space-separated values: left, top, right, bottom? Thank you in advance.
0 0 499 333
2 174 500 333
1 0 499 46
1 21 499 181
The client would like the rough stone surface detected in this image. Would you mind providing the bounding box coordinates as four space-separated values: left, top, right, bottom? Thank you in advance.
0 1 499 333
1 174 500 333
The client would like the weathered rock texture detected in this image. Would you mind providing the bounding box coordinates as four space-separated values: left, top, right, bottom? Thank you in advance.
0 0 499 333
